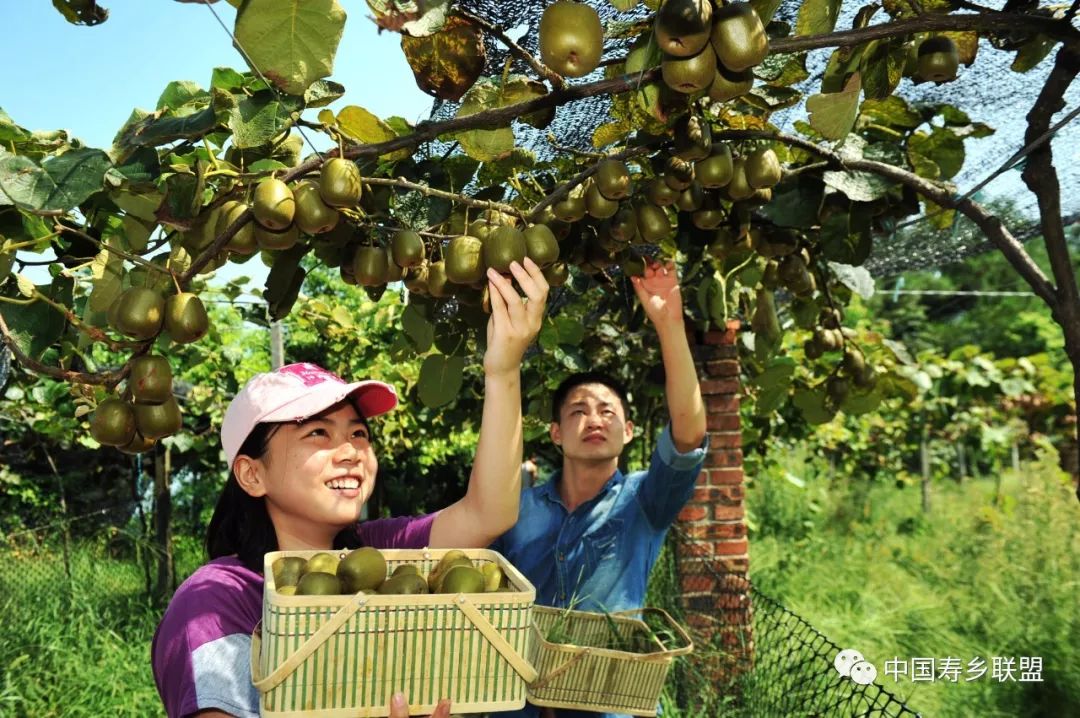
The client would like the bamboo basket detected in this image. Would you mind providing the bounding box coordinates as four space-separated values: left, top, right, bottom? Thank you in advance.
526 606 693 717
251 548 538 716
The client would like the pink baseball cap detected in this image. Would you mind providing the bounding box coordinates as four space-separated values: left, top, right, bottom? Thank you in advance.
221 362 398 468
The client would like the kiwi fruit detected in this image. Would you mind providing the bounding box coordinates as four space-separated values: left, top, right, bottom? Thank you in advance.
252 178 295 231
654 0 713 58
661 45 717 94
164 293 209 344
319 158 363 207
711 2 769 73
445 235 486 284
293 181 340 235
90 397 136 447
593 159 633 200
539 1 604 78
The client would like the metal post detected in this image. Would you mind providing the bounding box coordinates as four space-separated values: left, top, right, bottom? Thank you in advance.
270 321 285 369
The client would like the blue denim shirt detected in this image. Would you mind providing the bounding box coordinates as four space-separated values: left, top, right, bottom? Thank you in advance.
491 425 707 718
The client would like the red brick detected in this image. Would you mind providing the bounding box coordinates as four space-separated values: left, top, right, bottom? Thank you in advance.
700 378 741 395
715 485 745 502
705 360 740 378
675 540 712 558
681 574 715 594
715 538 749 555
707 413 742 432
714 504 745 521
711 522 747 539
708 448 743 467
716 556 750 574
677 504 707 522
708 468 744 485
705 394 740 412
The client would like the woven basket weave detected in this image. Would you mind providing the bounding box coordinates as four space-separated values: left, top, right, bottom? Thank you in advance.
526 606 693 717
251 548 537 716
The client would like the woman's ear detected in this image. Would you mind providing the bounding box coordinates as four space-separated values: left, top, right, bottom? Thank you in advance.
233 456 268 498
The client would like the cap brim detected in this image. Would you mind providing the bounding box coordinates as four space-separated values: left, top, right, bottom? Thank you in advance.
258 380 397 424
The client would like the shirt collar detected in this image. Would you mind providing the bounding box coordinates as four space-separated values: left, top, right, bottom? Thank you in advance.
539 468 626 508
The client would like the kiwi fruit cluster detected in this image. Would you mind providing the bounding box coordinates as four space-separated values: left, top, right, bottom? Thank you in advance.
271 549 514 597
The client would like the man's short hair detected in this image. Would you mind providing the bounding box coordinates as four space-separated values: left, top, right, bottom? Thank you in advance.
550 372 630 423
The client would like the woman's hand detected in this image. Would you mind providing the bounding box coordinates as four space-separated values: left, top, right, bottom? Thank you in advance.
483 257 549 377
388 692 451 718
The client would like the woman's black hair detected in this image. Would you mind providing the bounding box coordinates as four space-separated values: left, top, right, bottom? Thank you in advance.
205 401 371 572
206 422 282 572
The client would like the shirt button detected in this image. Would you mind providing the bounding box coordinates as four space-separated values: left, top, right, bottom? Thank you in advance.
557 553 564 561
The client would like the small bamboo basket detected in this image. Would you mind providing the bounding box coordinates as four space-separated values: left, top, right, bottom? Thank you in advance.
526 606 693 717
251 548 538 717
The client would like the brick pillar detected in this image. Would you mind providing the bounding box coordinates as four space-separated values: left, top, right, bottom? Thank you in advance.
675 319 753 690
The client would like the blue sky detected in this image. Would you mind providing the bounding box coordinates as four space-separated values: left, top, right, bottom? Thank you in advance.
5 1 434 147
5 1 436 286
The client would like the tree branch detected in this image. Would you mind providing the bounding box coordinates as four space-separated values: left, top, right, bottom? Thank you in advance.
457 9 566 90
769 10 1080 54
363 176 526 220
1020 47 1080 338
526 143 658 222
719 130 1060 311
0 311 130 387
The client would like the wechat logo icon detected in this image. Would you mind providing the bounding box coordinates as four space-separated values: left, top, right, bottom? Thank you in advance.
835 648 878 686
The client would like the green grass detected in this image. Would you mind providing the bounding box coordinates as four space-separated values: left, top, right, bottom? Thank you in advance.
747 440 1080 718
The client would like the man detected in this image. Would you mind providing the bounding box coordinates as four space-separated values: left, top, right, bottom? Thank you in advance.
492 261 707 718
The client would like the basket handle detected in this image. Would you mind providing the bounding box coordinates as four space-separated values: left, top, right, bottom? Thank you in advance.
528 644 592 691
453 594 539 683
251 592 371 693
611 607 694 657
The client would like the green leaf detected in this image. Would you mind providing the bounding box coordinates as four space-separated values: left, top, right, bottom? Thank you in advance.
806 72 861 141
112 105 218 156
859 95 921 129
303 80 346 108
228 92 302 149
751 356 796 390
822 169 892 202
418 353 464 408
51 0 108 26
796 0 841 36
539 315 585 352
1012 35 1055 73
827 261 875 299
157 81 209 111
750 0 784 24
842 389 882 415
0 148 112 212
861 40 907 101
87 249 123 313
234 0 346 96
908 127 964 180
454 78 517 162
401 303 434 352
211 67 249 92
0 276 74 359
762 179 824 228
0 109 32 144
609 0 638 9
793 387 834 425
330 106 411 161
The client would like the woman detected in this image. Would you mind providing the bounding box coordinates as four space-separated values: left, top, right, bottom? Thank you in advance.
152 259 548 718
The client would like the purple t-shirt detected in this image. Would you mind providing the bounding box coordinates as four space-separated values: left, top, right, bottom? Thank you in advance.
152 514 436 718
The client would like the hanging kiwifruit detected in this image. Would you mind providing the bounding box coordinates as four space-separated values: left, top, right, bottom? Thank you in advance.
445 235 486 284
725 158 755 201
217 200 257 255
352 246 389 286
710 2 769 73
391 230 425 268
164 292 209 344
655 0 713 57
255 223 300 251
293 181 340 234
426 260 451 298
585 182 620 219
484 226 527 272
552 189 588 222
709 65 754 102
745 147 782 189
676 181 705 212
664 156 696 191
692 200 725 230
118 430 156 455
661 45 717 94
539 0 604 78
673 113 713 161
129 355 173 405
646 177 681 207
523 224 560 267
594 159 633 200
636 203 673 243
606 206 638 244
384 246 406 282
252 178 295 231
916 36 959 83
90 397 137 447
113 287 165 341
134 396 183 440
695 144 733 188
319 158 363 207
404 263 430 294
543 262 570 287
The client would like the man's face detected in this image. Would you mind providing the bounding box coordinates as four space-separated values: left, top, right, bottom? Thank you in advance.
550 383 633 462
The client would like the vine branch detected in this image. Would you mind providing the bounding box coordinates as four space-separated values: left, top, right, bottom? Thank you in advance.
0 311 130 387
457 9 566 90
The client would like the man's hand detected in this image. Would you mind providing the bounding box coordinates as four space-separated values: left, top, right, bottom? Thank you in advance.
388 692 451 718
631 260 684 331
483 258 549 376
